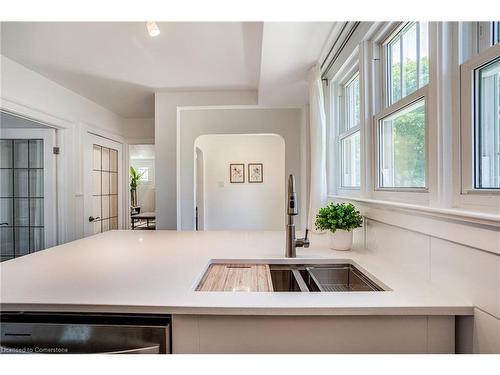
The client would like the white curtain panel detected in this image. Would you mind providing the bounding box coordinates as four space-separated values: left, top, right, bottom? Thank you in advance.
307 64 328 231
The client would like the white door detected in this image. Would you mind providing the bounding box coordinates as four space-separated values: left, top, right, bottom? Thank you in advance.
84 132 123 236
0 128 57 261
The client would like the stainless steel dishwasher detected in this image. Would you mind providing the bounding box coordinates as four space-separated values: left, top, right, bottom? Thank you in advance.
0 312 171 354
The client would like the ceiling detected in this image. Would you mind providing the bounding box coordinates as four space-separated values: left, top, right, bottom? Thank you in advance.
0 22 335 118
258 22 335 106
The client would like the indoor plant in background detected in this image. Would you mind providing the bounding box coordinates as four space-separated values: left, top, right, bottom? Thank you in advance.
129 166 144 210
315 203 363 251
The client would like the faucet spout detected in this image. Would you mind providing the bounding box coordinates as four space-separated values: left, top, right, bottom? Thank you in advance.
287 175 298 216
285 174 309 258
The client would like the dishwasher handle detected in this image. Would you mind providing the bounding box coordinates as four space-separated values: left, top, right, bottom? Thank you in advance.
107 345 160 354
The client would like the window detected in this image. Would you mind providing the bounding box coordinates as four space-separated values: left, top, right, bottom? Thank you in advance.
137 167 149 181
375 22 429 191
339 73 361 188
387 22 429 105
323 21 498 210
461 37 500 196
474 56 500 189
343 73 360 132
0 139 45 261
378 100 426 188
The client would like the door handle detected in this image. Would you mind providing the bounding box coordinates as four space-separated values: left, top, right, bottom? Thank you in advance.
0 223 8 226
88 216 100 222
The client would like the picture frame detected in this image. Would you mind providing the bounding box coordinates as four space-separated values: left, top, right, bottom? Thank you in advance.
229 163 245 183
248 163 263 183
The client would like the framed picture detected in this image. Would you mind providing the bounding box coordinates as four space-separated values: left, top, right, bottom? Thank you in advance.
248 163 263 183
229 163 245 183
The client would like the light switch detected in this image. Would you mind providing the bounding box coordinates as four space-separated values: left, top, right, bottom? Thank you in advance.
217 181 224 188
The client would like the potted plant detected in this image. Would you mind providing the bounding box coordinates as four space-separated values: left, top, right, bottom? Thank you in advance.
129 166 144 209
315 202 363 251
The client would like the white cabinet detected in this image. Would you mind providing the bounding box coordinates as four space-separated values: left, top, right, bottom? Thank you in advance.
172 314 455 354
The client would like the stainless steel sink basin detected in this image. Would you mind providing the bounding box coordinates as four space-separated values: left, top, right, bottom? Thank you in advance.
269 266 303 292
270 264 384 292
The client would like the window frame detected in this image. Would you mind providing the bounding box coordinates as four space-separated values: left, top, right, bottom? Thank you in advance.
327 50 362 196
374 22 431 195
383 22 429 107
460 42 500 196
373 87 429 192
339 71 361 189
322 21 499 214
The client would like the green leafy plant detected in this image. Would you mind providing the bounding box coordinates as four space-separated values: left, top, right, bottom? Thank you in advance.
315 203 363 233
129 166 145 207
129 166 144 191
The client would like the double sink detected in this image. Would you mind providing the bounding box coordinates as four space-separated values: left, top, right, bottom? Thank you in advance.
196 260 386 292
270 263 384 292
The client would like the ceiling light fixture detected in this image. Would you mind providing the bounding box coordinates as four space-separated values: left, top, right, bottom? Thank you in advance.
146 21 160 37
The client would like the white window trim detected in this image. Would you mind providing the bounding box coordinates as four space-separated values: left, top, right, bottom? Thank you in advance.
373 87 429 193
380 22 407 108
451 22 500 211
460 42 500 200
370 22 437 205
323 22 500 216
339 71 361 190
382 22 428 108
327 47 361 197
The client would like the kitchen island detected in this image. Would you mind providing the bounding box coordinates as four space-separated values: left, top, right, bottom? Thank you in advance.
0 230 473 353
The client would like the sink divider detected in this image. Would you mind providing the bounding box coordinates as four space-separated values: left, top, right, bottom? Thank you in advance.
291 269 310 292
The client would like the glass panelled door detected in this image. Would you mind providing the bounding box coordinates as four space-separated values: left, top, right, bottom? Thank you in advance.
1 135 54 261
84 132 122 237
91 144 119 233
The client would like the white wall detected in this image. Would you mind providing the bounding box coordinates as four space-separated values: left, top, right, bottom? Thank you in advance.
0 56 128 243
178 107 304 231
154 90 258 230
122 118 154 142
195 134 286 231
1 56 123 134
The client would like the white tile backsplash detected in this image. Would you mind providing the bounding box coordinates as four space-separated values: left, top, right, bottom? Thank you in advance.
365 219 431 280
473 308 500 354
430 238 500 319
364 217 500 353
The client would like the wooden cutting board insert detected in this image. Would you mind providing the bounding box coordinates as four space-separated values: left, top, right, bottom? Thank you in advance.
196 264 273 292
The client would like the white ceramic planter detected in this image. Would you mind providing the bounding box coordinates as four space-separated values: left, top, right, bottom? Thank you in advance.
328 229 353 251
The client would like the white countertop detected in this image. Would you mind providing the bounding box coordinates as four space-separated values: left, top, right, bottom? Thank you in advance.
0 230 473 316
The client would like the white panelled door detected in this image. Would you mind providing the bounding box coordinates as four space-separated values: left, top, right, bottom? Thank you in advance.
84 133 123 237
